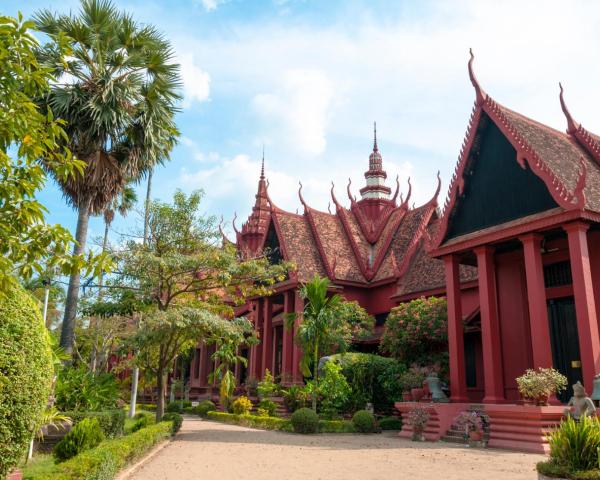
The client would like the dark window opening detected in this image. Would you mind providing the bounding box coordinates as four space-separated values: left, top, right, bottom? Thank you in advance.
375 312 389 327
544 261 572 288
264 222 283 265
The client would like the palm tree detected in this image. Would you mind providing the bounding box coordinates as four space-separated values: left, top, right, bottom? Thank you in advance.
100 184 138 267
287 275 345 411
34 0 181 354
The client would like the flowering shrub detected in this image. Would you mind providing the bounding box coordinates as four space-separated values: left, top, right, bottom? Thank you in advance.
453 411 485 434
406 406 430 431
516 368 567 404
381 297 448 371
231 396 253 415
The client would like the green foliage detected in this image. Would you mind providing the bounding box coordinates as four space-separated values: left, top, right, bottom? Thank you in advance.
258 399 278 417
287 275 374 410
54 418 105 463
381 297 448 368
332 353 405 414
517 368 568 401
257 369 278 399
0 14 91 295
232 396 254 415
130 412 154 434
27 421 173 480
191 400 216 417
62 410 125 439
378 416 402 430
166 401 183 413
352 410 377 433
318 420 356 433
55 367 119 412
161 412 183 435
291 407 320 434
206 411 293 432
282 385 309 412
548 416 600 473
0 283 53 478
318 361 351 416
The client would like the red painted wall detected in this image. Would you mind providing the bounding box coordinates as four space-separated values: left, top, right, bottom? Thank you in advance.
588 231 600 336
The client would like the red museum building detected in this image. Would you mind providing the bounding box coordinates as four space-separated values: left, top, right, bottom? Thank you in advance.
188 54 600 449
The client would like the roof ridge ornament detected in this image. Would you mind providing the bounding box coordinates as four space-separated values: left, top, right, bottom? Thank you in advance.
391 174 400 204
373 121 378 152
347 178 357 204
260 145 265 179
298 181 309 211
468 48 487 106
559 82 580 135
330 182 342 210
232 212 240 235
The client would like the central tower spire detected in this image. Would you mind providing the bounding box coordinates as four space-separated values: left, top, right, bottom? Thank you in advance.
360 122 391 200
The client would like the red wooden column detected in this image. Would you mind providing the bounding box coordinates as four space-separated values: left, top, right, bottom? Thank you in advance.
443 255 468 402
198 344 209 387
261 297 273 379
292 290 304 383
281 290 294 385
520 233 553 369
475 246 505 403
249 300 263 380
564 222 600 389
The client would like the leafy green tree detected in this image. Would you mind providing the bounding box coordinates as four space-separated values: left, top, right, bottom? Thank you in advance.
114 190 290 419
286 275 374 411
0 14 91 295
34 0 182 354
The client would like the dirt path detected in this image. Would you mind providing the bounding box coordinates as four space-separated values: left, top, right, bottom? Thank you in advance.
125 416 544 480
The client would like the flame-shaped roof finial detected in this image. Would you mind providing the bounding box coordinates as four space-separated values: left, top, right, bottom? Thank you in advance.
468 49 487 106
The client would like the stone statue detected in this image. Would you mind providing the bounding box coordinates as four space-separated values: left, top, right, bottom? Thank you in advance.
564 381 596 420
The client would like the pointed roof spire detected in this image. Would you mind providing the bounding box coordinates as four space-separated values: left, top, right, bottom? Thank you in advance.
373 121 378 152
260 145 265 180
559 83 580 135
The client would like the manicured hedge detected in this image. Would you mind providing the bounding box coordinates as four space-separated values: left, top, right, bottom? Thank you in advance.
206 411 356 434
62 409 126 438
0 283 53 479
537 460 600 479
379 416 402 430
28 421 175 480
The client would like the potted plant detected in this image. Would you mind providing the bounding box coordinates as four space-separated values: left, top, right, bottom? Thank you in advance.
454 410 485 442
407 405 430 441
516 368 567 406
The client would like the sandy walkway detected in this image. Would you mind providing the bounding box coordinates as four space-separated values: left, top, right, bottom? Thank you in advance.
126 416 544 480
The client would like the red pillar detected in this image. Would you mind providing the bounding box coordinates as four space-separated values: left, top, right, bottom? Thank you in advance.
564 222 600 389
261 297 273 379
198 344 209 387
249 300 263 380
443 255 468 402
475 245 505 403
520 233 553 369
292 290 304 383
281 290 294 385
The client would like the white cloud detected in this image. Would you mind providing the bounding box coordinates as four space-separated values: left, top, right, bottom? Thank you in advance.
197 0 227 12
178 53 211 108
253 69 334 156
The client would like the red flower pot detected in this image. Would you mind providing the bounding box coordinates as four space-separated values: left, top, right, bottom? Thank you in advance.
411 388 425 402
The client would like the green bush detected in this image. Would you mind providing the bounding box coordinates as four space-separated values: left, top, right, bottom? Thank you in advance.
62 409 126 438
232 396 253 415
166 401 183 413
192 400 217 417
55 366 119 412
319 361 350 416
318 420 355 433
32 421 174 479
0 283 53 479
291 408 319 434
161 412 183 434
547 416 600 472
206 411 292 431
282 385 309 412
257 369 278 399
379 416 402 430
54 418 105 462
352 410 377 433
258 399 278 417
330 353 405 414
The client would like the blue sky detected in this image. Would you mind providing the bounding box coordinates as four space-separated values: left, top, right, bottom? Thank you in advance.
4 0 600 247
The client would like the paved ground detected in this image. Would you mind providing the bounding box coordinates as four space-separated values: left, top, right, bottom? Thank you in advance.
126 416 544 480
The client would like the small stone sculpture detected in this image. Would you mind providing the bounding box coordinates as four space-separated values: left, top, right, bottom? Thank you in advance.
564 381 596 419
425 373 449 403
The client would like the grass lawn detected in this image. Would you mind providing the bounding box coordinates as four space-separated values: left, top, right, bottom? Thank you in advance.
20 455 55 479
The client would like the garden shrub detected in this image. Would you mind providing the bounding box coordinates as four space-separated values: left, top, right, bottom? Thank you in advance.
379 416 402 430
0 283 53 479
282 385 309 412
319 361 351 417
161 412 183 434
232 396 253 415
258 399 278 417
193 400 216 417
62 409 126 438
54 366 119 412
330 352 405 414
291 408 319 434
380 297 448 377
166 401 183 413
318 420 356 433
206 411 292 431
546 416 600 473
54 418 105 462
352 410 377 433
33 421 174 479
257 369 278 399
131 411 155 433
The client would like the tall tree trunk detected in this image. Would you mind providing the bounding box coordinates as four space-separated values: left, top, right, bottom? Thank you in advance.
156 365 166 422
312 343 319 411
60 204 90 354
90 220 110 373
130 171 153 418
